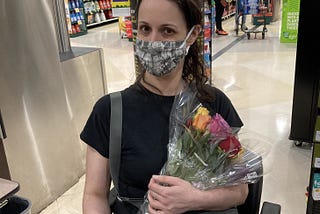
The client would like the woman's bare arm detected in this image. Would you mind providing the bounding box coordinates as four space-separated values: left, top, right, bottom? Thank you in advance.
83 145 112 214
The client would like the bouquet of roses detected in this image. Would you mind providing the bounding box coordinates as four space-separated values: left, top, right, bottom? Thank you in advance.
160 86 262 190
138 86 263 213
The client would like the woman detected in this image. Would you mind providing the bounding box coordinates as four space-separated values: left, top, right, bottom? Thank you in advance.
80 0 248 213
214 0 228 35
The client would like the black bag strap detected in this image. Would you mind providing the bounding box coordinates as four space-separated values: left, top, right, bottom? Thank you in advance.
109 92 144 211
109 91 122 193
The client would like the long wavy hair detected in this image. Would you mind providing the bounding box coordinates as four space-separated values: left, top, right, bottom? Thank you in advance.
134 0 214 102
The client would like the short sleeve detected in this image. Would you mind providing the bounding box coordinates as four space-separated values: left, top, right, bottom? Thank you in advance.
206 86 244 128
80 95 111 158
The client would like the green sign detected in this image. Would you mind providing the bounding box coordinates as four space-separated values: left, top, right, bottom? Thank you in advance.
280 0 300 43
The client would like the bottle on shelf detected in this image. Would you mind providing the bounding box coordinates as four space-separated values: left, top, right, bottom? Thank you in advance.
98 0 104 10
75 24 81 33
79 11 84 20
71 25 77 34
70 11 75 23
71 0 76 9
108 9 112 18
75 0 80 8
95 12 101 23
106 0 111 9
102 0 108 10
100 10 106 21
69 1 73 10
76 12 81 22
95 1 101 11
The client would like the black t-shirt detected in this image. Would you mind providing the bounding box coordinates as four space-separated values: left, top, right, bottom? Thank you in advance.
80 82 243 199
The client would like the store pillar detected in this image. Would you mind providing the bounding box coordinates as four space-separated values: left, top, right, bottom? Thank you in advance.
289 0 319 144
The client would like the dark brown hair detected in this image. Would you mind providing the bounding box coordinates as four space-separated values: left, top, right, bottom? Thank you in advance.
135 0 214 102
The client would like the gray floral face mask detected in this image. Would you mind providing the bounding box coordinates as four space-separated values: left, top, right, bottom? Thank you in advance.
135 26 195 76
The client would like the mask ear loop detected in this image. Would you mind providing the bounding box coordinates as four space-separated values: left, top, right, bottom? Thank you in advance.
179 26 196 49
185 46 191 55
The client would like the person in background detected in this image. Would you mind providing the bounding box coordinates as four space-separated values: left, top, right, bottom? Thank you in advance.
214 0 229 35
80 0 248 213
235 0 248 31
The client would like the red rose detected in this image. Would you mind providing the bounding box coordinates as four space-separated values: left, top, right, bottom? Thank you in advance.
218 135 242 158
186 118 193 128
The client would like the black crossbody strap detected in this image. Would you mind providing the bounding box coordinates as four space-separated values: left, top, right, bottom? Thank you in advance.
109 92 144 210
109 91 122 192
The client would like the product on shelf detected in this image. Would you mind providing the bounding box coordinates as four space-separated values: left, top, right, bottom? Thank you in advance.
204 1 211 13
100 10 106 21
204 28 211 41
66 0 88 37
94 12 101 23
119 16 133 40
83 0 114 27
95 1 101 10
202 0 212 82
203 41 211 77
204 15 210 27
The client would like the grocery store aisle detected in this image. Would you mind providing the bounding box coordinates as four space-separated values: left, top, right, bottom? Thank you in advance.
40 16 311 214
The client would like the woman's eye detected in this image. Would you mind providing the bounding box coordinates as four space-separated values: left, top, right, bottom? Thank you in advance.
163 28 175 35
164 28 174 35
139 25 150 34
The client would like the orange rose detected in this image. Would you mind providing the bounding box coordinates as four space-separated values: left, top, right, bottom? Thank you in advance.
192 107 211 132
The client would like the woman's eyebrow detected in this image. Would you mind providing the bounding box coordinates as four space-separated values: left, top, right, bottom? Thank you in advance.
160 24 178 29
138 21 149 25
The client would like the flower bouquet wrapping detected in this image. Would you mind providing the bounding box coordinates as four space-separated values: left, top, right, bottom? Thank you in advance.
138 86 263 213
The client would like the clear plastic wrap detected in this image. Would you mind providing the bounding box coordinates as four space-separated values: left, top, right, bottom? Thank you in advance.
138 86 263 213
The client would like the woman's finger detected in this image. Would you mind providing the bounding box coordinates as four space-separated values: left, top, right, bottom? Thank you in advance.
148 192 165 213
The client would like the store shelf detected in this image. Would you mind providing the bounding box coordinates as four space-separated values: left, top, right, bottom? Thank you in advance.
70 30 88 38
83 0 115 28
202 0 213 83
87 17 118 28
66 0 88 37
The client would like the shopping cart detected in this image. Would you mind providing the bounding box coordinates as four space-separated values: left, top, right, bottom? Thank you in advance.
235 0 271 39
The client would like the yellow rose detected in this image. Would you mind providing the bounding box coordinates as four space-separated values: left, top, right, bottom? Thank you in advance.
196 107 209 116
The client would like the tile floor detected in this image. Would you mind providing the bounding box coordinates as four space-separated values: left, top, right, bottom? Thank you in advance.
40 15 312 214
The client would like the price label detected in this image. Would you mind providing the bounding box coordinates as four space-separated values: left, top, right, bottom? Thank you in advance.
315 131 320 142
313 173 320 200
77 20 82 25
75 8 80 13
315 158 320 168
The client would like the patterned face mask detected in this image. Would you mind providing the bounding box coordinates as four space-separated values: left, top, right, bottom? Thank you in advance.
135 26 195 77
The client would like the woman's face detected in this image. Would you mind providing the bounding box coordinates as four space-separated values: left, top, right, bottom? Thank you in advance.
137 0 188 42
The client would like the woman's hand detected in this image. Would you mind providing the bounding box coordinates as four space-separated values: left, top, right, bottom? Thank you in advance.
146 175 248 214
147 175 199 214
